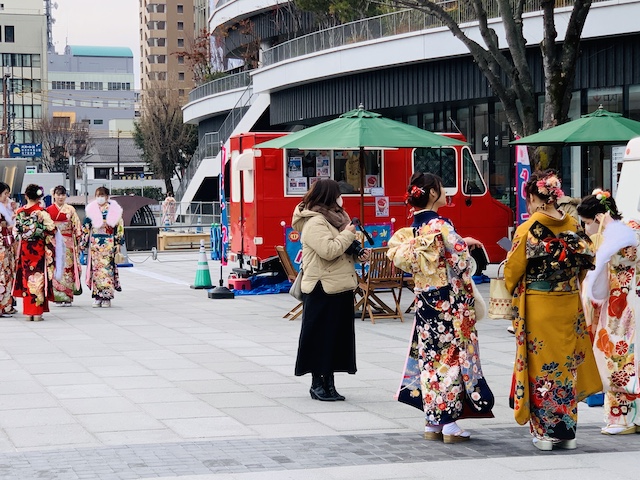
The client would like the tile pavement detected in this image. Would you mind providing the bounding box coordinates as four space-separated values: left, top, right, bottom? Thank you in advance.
0 253 637 479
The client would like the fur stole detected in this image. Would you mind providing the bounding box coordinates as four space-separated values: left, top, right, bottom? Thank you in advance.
584 220 638 303
85 199 123 227
0 201 14 226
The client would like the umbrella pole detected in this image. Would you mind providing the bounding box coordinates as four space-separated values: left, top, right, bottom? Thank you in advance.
359 147 365 224
599 144 605 188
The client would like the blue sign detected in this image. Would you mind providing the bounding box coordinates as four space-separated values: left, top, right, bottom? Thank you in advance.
10 143 43 158
284 223 393 274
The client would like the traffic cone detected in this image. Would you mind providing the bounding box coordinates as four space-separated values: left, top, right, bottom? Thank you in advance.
190 240 213 289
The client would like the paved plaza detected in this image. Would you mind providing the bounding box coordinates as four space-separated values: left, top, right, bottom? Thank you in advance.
0 252 638 479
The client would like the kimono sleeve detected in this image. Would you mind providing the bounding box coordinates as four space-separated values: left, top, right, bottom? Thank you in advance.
115 218 125 246
504 223 528 294
439 221 472 278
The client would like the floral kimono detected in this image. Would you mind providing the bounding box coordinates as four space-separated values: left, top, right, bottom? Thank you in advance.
80 199 124 301
583 219 640 428
387 211 494 426
0 202 15 314
46 203 82 304
12 204 57 315
504 212 602 441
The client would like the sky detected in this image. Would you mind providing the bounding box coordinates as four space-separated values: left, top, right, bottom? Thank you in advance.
51 0 141 88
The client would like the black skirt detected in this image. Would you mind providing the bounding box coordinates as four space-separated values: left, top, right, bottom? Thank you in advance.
294 281 357 376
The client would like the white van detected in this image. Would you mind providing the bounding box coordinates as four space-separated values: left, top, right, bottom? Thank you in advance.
615 136 640 220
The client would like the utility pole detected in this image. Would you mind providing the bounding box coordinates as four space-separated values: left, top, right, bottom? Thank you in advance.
116 130 121 179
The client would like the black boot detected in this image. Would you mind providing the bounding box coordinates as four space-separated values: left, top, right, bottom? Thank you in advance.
324 373 345 401
310 373 336 401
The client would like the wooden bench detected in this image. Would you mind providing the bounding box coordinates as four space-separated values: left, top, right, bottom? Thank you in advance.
157 232 210 251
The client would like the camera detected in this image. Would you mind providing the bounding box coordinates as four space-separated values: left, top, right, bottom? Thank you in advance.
345 240 365 257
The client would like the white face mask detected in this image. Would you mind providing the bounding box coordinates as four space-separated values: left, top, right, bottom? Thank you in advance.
336 196 344 207
96 196 107 206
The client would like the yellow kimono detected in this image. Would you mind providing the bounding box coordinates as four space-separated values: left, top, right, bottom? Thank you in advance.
504 212 602 440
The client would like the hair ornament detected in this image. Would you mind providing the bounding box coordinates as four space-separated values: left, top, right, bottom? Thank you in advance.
535 174 564 202
403 185 425 204
592 188 614 214
36 188 43 197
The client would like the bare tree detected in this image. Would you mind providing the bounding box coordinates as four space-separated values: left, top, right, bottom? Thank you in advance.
134 82 197 193
173 28 227 85
37 117 91 172
376 0 592 167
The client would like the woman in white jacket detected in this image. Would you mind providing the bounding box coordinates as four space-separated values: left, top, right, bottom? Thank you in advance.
291 179 369 402
578 190 640 435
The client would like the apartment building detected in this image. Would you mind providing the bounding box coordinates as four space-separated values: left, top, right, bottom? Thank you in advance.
139 1 195 99
47 45 136 133
0 0 47 157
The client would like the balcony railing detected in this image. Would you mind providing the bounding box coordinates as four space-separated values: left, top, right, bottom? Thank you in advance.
188 70 253 104
262 0 608 66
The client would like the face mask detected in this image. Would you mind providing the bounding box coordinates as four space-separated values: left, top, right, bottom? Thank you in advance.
585 220 599 236
97 197 107 206
336 196 343 207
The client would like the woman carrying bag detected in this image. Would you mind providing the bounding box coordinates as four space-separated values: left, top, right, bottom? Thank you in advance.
504 170 601 451
292 179 369 402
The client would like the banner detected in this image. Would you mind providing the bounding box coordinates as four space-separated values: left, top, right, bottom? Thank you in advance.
219 144 229 266
515 143 531 225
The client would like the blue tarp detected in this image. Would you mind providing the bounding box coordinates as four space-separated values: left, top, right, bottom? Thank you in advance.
232 280 292 296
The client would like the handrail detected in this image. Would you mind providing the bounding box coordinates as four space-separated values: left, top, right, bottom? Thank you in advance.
188 70 253 103
262 0 609 66
176 84 254 200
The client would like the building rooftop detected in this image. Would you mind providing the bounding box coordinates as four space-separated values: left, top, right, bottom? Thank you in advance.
66 45 134 58
87 137 143 164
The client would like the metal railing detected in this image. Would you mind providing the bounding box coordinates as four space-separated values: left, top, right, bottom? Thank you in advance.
176 84 254 200
262 0 608 66
188 70 253 103
156 201 221 229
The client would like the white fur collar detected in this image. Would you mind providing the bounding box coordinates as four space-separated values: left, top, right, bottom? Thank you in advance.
0 202 14 226
584 220 638 302
85 199 123 227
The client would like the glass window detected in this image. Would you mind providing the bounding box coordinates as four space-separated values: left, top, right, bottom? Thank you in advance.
177 38 184 47
587 87 622 113
178 56 184 64
33 105 42 118
21 54 30 67
462 148 486 195
4 25 14 43
413 147 456 188
177 4 184 13
177 22 184 30
94 119 103 125
284 149 381 195
178 72 185 81
629 85 640 121
32 54 41 68
94 168 110 179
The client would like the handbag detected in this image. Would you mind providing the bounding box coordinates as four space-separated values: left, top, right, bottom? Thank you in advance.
471 280 486 320
488 261 514 319
289 270 303 301
73 283 83 296
115 252 126 265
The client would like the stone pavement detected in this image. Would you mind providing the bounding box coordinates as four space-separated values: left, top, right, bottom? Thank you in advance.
0 253 638 479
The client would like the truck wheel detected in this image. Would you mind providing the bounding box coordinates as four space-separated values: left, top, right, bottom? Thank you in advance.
469 248 488 277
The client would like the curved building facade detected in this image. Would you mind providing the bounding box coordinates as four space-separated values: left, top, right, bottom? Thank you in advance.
181 0 640 204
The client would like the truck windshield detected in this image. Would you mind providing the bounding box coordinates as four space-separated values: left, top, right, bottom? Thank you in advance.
462 148 486 195
413 147 456 188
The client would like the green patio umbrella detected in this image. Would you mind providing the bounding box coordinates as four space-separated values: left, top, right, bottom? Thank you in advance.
511 106 640 146
255 105 467 223
511 106 640 190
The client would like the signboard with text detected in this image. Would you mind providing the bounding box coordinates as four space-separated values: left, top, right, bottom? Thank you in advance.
9 143 43 158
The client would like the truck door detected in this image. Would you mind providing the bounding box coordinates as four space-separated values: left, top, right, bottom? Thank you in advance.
412 146 460 222
231 149 256 259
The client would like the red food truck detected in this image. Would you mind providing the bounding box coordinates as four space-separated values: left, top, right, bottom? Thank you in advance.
228 132 513 274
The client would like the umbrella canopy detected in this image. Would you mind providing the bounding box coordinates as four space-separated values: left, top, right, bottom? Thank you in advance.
254 106 466 224
254 107 467 150
511 106 640 146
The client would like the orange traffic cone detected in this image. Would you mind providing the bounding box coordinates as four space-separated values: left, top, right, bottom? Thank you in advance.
190 240 213 289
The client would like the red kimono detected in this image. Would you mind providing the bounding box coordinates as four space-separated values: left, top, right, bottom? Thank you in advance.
12 204 56 315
